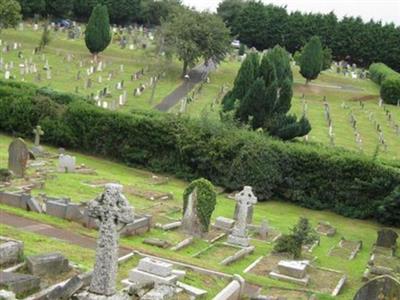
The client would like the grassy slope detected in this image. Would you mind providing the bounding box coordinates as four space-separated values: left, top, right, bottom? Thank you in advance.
0 25 182 111
1 134 399 299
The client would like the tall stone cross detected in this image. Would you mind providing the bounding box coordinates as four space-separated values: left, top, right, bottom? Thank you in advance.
88 184 134 297
228 186 257 247
33 125 44 146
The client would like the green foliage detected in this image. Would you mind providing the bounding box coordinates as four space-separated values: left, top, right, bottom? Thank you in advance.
0 168 12 182
163 9 230 76
18 0 45 17
85 4 112 55
222 52 258 111
38 23 51 50
45 0 73 18
219 1 400 72
226 46 310 140
369 63 400 85
369 63 400 105
274 217 318 258
183 178 217 232
236 78 267 129
0 0 21 30
1 80 399 226
238 43 245 56
380 78 400 105
322 47 333 71
299 36 323 83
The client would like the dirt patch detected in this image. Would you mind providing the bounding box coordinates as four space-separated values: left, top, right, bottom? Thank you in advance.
248 253 291 276
328 238 362 260
349 94 379 102
262 287 315 300
308 267 344 294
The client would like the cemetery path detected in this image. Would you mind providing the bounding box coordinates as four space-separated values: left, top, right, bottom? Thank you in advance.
155 61 216 112
0 211 132 256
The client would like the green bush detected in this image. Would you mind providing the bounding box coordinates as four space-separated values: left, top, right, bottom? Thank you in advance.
1 80 399 226
380 77 400 105
369 63 399 85
369 63 400 105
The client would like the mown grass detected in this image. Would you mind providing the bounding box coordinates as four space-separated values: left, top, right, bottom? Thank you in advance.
1 134 398 299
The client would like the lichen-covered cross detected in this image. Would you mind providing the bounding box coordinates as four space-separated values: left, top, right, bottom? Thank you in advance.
88 184 134 296
32 125 44 146
232 186 257 238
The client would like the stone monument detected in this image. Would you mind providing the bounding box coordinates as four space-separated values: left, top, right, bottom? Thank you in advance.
353 275 400 300
227 186 257 247
58 154 76 173
78 184 134 299
181 188 203 237
376 229 398 249
8 138 29 177
32 125 44 154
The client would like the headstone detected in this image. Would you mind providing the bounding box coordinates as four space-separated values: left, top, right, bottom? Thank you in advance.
87 184 134 297
214 216 235 231
58 154 76 173
353 275 400 300
227 186 257 247
259 219 269 239
8 138 29 177
181 188 204 237
376 229 398 249
129 257 179 285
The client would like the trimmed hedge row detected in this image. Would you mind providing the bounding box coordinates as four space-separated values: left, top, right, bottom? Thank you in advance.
1 81 399 226
369 63 400 105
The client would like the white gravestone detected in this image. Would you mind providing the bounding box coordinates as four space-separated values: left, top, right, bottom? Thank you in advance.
58 154 76 173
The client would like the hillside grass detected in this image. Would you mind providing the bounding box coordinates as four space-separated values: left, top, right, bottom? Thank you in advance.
1 134 399 299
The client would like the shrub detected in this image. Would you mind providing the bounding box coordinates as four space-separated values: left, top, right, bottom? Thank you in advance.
380 77 400 105
369 63 399 85
0 80 399 226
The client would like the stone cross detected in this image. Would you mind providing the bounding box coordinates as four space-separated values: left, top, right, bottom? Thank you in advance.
228 186 257 247
88 184 134 297
33 125 44 146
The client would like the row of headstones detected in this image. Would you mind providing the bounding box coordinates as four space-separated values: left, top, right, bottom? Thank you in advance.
333 61 367 79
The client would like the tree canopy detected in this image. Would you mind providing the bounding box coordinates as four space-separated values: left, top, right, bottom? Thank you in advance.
224 46 311 140
85 4 112 56
0 0 22 30
162 8 230 76
299 36 324 83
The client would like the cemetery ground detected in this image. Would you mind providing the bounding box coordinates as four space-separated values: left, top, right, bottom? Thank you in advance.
1 134 399 299
1 24 400 163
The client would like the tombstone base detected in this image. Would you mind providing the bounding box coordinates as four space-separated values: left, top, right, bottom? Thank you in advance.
227 234 250 247
74 291 130 300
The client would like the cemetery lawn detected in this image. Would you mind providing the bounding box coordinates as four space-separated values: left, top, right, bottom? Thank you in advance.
1 134 399 299
2 25 399 162
1 25 183 112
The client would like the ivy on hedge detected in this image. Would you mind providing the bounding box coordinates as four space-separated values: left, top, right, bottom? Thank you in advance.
1 80 399 226
183 178 217 232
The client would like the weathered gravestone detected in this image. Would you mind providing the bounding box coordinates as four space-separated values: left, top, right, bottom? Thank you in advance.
181 179 217 238
8 138 29 177
376 229 398 249
353 275 400 300
26 252 70 276
81 184 134 299
58 154 76 173
227 186 257 247
0 238 23 267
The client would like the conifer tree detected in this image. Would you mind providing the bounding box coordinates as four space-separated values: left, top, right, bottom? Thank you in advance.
85 4 111 59
222 52 259 111
299 36 323 84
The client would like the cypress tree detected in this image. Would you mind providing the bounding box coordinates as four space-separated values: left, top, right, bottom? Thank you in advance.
222 52 259 111
85 4 111 59
299 36 323 84
236 78 267 129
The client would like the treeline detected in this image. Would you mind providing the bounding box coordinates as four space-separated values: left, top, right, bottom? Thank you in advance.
17 0 182 25
217 0 400 71
1 80 399 226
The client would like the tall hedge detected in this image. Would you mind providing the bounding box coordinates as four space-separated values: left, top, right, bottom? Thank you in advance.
369 63 400 105
1 80 399 226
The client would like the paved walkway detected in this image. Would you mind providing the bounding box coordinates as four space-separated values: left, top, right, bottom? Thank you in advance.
0 211 131 256
155 61 216 112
